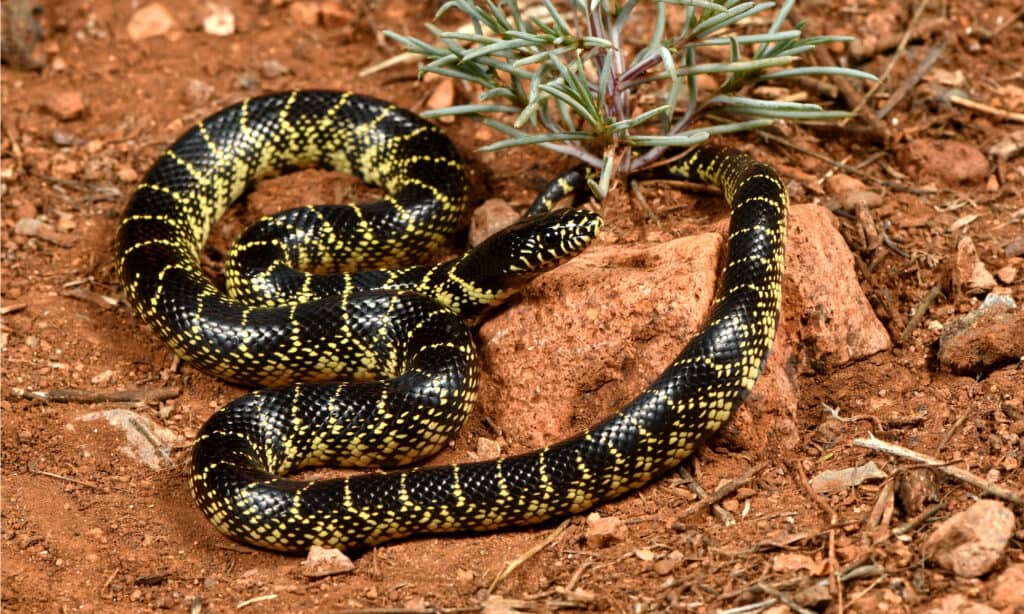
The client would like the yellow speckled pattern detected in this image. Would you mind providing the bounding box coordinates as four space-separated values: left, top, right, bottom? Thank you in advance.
117 90 787 554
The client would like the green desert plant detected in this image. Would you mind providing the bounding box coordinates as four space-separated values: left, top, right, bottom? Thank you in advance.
387 0 875 198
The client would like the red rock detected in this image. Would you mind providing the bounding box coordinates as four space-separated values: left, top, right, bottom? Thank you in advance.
45 90 86 121
585 512 626 547
921 594 999 614
301 545 354 578
126 3 177 41
469 198 520 247
953 236 997 297
923 500 1016 578
937 299 1024 375
990 563 1024 610
288 2 320 26
477 204 889 455
898 138 990 186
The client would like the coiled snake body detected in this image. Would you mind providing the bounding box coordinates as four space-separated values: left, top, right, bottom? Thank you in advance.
117 90 788 553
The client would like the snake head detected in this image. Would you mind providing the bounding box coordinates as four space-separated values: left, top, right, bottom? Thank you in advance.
458 207 603 292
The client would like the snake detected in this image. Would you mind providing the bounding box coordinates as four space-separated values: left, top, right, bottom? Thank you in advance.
116 89 788 554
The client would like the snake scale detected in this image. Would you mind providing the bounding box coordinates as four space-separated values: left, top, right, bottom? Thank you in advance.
116 90 788 553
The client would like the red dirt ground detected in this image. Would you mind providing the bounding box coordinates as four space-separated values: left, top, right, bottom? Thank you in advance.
2 1 1022 612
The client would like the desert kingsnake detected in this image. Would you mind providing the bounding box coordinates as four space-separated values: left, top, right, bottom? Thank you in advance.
116 90 788 553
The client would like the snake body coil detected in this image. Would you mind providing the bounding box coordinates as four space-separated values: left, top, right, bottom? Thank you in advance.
117 90 788 553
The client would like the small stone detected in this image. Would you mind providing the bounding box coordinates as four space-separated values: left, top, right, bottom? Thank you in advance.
898 138 990 186
425 80 455 123
921 594 999 614
126 3 177 41
45 90 86 121
116 165 139 184
585 512 626 548
182 79 215 106
923 500 1016 578
1005 237 1024 258
794 583 831 609
771 552 826 575
841 189 883 209
824 173 867 196
990 563 1024 610
14 201 36 220
652 558 680 576
475 436 501 460
954 236 997 297
895 468 938 517
455 568 475 591
288 2 320 26
260 60 290 78
995 264 1018 285
319 2 354 27
202 3 235 37
469 198 520 247
720 498 740 513
937 299 1024 375
301 545 354 578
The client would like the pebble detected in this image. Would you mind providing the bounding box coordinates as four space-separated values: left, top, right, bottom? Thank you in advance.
301 545 354 578
923 500 1016 578
45 90 86 121
584 512 626 548
260 60 290 78
126 3 177 41
995 264 1018 285
953 236 997 297
824 173 867 196
475 436 501 460
1006 237 1024 258
202 3 235 37
289 2 321 26
898 138 990 186
921 594 999 614
14 201 36 220
989 563 1024 610
937 297 1024 375
469 198 520 247
182 79 215 106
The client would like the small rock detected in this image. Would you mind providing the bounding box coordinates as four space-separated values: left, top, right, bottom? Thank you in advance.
475 436 501 460
841 189 883 210
937 298 1024 375
652 558 680 576
202 3 235 37
469 198 520 247
425 80 455 118
455 568 475 591
1006 237 1024 258
995 264 1018 285
953 236 997 297
44 90 86 121
14 201 36 220
895 468 939 517
897 138 990 186
260 59 290 78
989 563 1024 610
319 2 354 28
809 461 887 494
288 2 320 26
585 512 626 548
771 552 826 575
824 173 867 196
182 79 215 106
923 500 1016 578
301 545 354 578
921 594 999 614
794 583 831 609
126 3 177 41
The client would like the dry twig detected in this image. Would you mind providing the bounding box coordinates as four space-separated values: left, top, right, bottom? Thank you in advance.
854 436 1024 507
